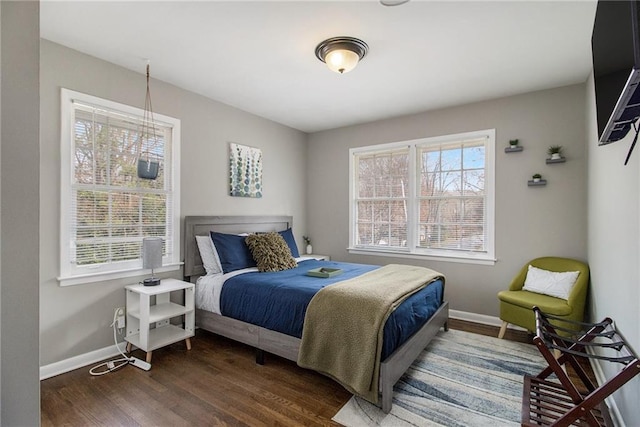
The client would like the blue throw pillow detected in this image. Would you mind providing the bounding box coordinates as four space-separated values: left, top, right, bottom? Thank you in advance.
210 231 256 274
278 228 300 258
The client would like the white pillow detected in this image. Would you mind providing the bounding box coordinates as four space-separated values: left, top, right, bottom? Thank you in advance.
522 265 580 300
195 235 222 275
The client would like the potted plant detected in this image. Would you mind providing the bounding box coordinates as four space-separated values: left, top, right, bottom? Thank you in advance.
532 173 542 183
509 139 519 147
547 145 563 160
303 236 312 255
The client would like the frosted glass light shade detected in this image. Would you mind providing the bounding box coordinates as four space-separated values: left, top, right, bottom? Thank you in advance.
325 49 360 74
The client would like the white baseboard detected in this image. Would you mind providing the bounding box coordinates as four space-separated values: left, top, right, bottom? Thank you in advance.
38 312 520 381
588 351 625 427
449 309 527 331
40 342 128 380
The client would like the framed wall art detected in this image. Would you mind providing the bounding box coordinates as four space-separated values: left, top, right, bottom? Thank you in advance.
229 142 263 198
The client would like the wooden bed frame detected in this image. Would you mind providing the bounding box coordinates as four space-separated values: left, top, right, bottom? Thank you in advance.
183 215 449 413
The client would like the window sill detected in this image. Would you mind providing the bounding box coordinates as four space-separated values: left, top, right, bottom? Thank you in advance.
347 247 496 266
57 263 183 287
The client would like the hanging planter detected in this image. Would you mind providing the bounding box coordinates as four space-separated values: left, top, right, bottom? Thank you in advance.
137 63 160 180
137 158 159 180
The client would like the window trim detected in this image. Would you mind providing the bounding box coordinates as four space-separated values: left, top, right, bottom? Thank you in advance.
58 88 181 286
348 129 495 265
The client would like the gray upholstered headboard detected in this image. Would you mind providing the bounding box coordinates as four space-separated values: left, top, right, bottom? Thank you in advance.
183 215 293 280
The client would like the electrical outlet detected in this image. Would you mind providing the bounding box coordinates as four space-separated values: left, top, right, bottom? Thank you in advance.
115 307 125 329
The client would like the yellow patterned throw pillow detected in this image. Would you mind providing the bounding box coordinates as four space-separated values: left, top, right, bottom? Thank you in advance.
245 232 297 272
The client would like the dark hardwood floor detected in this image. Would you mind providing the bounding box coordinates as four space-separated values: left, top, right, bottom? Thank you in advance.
42 328 350 427
39 320 583 426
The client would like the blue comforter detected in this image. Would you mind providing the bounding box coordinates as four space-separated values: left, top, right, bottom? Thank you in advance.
220 259 444 360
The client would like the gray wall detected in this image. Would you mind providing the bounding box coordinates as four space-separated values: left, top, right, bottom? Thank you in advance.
31 32 640 426
307 84 588 319
586 72 640 424
1 1 41 425
40 40 307 365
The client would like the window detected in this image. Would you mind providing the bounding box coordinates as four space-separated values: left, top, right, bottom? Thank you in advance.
349 129 495 264
59 89 181 285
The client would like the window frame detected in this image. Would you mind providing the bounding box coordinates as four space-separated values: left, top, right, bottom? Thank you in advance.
348 129 495 265
59 88 181 286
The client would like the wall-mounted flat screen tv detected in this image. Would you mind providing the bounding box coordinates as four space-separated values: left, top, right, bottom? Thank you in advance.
592 0 640 146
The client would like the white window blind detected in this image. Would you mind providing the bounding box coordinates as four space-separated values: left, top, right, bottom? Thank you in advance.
60 89 181 285
349 130 495 264
417 139 486 252
354 147 410 249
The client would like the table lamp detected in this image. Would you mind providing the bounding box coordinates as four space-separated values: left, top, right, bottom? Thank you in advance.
142 237 163 286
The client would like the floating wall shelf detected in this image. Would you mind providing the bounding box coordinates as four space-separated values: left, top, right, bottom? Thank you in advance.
528 180 547 187
546 157 566 164
505 146 523 153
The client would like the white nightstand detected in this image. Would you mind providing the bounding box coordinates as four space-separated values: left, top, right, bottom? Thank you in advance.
125 278 195 363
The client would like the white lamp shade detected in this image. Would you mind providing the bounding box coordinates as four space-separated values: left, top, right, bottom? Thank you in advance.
142 237 163 270
325 49 360 74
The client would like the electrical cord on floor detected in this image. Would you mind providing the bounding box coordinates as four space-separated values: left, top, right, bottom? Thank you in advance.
88 309 131 376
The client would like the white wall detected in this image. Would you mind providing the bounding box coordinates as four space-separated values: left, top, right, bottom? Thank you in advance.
586 72 640 425
307 84 588 319
1 1 41 424
40 40 308 365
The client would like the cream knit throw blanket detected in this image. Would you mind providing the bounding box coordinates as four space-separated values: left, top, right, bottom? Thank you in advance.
297 264 443 405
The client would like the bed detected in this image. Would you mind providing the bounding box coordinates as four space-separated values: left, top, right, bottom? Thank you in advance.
183 215 449 413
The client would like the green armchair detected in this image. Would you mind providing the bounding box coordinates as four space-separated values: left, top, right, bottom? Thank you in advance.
497 257 589 338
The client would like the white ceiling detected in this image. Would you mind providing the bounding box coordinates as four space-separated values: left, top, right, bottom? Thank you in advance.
40 1 598 133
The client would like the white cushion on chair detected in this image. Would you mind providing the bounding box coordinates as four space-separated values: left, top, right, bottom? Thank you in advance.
522 265 580 300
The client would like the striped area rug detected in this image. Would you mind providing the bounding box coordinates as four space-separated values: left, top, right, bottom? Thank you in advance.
333 329 546 427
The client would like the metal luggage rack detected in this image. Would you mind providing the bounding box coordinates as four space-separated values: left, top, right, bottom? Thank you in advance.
521 307 640 427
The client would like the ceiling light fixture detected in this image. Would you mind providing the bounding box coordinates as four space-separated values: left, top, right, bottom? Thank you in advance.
315 36 369 74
